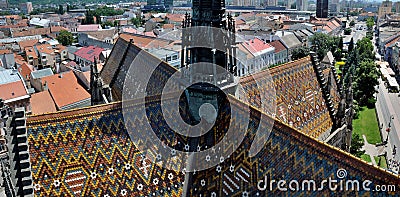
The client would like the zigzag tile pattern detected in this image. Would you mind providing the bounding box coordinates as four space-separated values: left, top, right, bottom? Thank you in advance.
26 95 400 196
240 57 334 138
189 98 400 196
27 102 185 196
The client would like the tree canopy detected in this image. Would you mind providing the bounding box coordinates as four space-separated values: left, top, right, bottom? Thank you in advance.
309 32 340 60
56 30 74 46
291 46 310 60
353 59 379 106
366 17 374 30
348 38 354 52
350 133 365 157
356 37 374 60
349 20 356 27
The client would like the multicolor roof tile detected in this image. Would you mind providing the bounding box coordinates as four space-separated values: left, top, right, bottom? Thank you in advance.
239 56 336 138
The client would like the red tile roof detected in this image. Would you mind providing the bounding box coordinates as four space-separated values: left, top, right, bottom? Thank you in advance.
243 38 274 54
0 49 11 54
77 24 101 32
30 90 57 115
25 47 38 59
385 36 400 48
74 46 104 62
269 40 286 53
18 39 38 49
50 26 67 33
119 33 170 49
35 43 54 55
18 62 34 80
162 24 174 29
41 71 90 108
0 81 28 101
12 27 50 38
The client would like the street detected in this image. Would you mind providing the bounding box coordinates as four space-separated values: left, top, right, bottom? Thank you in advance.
345 18 400 173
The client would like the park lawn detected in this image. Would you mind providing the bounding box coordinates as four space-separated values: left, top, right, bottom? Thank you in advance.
374 155 388 169
353 107 382 144
361 154 372 162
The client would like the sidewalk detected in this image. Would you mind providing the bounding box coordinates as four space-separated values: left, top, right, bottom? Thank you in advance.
361 135 386 166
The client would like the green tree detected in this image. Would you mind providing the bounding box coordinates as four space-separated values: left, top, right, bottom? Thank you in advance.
58 5 65 15
338 36 344 50
356 37 374 60
353 60 379 105
348 38 354 52
56 30 74 46
84 9 95 24
131 16 142 27
291 46 310 60
349 20 355 27
344 28 352 35
350 133 365 157
309 32 340 60
334 48 342 61
366 17 374 31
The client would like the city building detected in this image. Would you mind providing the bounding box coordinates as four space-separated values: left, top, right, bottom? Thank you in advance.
148 48 181 68
237 38 275 76
78 28 118 49
74 46 105 71
0 49 15 69
0 69 30 113
269 39 288 64
296 0 308 11
378 0 392 19
34 43 56 69
316 0 328 18
286 0 296 9
265 0 277 6
0 0 399 196
329 0 340 14
395 2 400 13
0 0 8 9
147 0 174 7
20 2 33 14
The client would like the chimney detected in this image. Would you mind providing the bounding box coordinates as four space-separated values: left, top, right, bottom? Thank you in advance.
43 81 48 91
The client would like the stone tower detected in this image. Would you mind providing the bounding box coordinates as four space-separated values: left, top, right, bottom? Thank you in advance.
180 0 238 122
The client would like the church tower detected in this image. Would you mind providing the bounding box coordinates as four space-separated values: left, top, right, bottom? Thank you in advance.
180 0 238 122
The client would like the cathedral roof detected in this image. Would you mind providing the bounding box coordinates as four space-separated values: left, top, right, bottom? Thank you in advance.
27 101 185 196
26 95 400 196
240 56 340 138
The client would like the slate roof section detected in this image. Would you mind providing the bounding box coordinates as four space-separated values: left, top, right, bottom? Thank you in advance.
0 69 21 85
30 68 53 79
101 35 176 100
280 34 302 49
